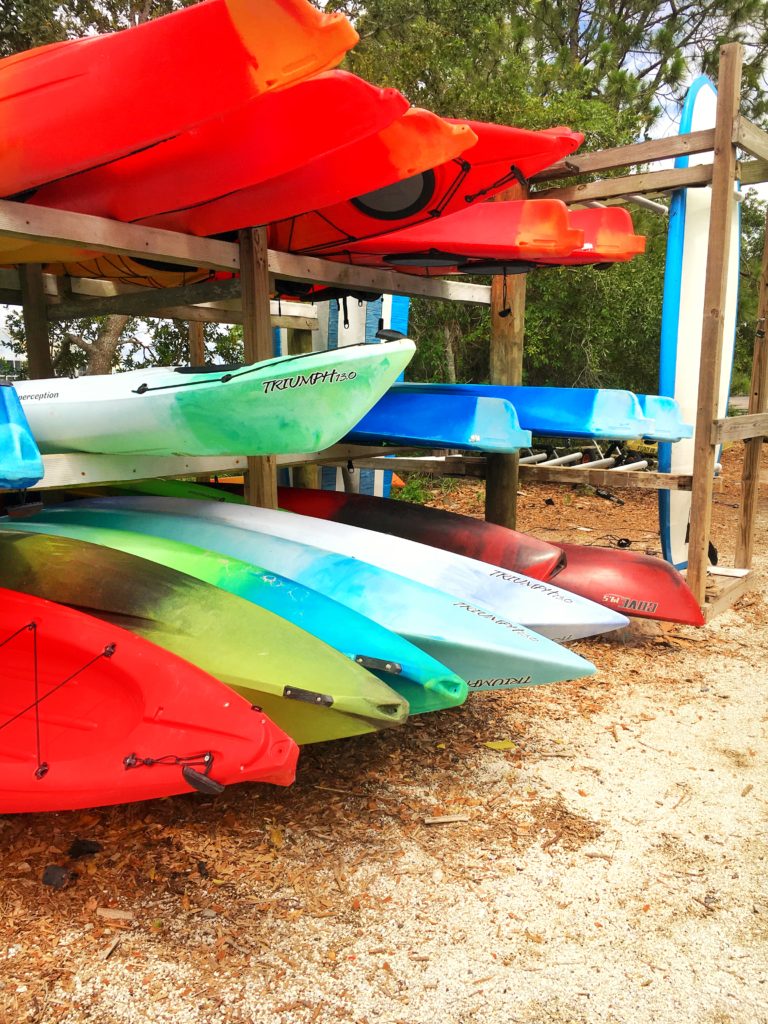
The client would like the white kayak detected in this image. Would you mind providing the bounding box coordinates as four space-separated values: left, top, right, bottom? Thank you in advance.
79 496 629 641
14 339 414 457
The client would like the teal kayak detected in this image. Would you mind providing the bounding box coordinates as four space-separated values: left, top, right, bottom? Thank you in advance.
0 512 466 716
24 500 596 690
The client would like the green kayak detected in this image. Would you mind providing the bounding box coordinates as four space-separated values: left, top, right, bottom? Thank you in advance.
0 529 408 745
0 514 467 715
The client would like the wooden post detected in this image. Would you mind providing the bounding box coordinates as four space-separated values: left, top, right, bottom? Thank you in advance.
20 264 53 379
239 227 278 508
734 208 768 565
188 320 206 365
485 184 527 529
686 43 743 604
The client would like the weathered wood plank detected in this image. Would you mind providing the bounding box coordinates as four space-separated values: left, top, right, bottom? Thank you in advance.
47 277 241 320
733 115 768 162
687 43 743 605
0 198 240 271
735 207 768 567
533 165 712 204
485 184 526 530
711 410 768 443
702 571 756 621
531 129 716 182
240 227 278 509
19 263 53 378
740 158 768 185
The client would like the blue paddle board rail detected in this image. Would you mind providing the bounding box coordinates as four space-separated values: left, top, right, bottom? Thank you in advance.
0 382 44 490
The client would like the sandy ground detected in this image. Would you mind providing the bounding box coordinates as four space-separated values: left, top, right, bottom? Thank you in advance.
1 447 766 1024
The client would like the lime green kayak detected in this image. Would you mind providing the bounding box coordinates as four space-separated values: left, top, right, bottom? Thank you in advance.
0 529 408 745
0 513 466 715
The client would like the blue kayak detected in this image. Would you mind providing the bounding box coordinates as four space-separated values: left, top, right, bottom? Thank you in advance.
390 383 656 440
345 390 531 452
16 502 596 691
636 395 693 442
0 382 43 490
0 512 471 716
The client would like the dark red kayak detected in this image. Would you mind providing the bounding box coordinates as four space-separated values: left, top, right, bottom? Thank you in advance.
276 488 704 627
0 588 298 812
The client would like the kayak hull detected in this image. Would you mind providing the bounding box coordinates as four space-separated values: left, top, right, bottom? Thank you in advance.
14 340 414 456
345 391 532 451
0 587 298 812
0 531 408 745
2 511 467 716
275 488 704 627
50 497 596 690
0 0 357 196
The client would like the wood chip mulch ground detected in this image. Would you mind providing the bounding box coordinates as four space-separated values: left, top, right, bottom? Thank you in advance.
1 445 766 1024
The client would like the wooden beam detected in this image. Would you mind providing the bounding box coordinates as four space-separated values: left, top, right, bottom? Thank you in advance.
533 164 712 204
711 410 768 443
0 199 491 305
740 158 768 186
240 227 277 509
19 263 53 379
267 249 491 305
735 208 768 567
47 277 241 321
702 571 756 621
343 455 703 491
532 129 716 183
687 43 743 605
485 184 526 530
733 115 768 162
188 320 206 365
0 198 239 271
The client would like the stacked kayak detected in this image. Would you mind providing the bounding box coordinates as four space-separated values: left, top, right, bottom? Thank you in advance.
345 390 532 451
0 513 467 716
0 0 358 197
274 487 705 627
0 383 43 489
321 202 645 276
0 530 409 746
3 503 597 691
13 339 415 456
366 384 692 443
50 496 629 643
0 587 298 812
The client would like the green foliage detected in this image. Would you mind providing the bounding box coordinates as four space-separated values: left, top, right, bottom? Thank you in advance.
391 473 434 503
733 192 767 390
1 0 197 56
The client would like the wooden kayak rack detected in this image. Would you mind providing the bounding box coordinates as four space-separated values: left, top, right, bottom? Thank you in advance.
1 42 766 620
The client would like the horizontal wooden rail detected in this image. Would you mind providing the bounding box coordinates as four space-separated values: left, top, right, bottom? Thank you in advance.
733 115 768 162
338 454 714 491
711 411 768 443
533 165 712 204
0 199 492 305
532 129 715 183
702 572 756 621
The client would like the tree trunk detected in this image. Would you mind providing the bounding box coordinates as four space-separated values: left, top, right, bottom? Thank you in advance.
86 315 130 375
443 320 459 383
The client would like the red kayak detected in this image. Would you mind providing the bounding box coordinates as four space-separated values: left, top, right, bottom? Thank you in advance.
539 207 647 266
19 72 410 229
0 0 357 197
0 588 298 813
267 120 584 255
321 203 645 277
318 198 583 272
276 488 704 626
